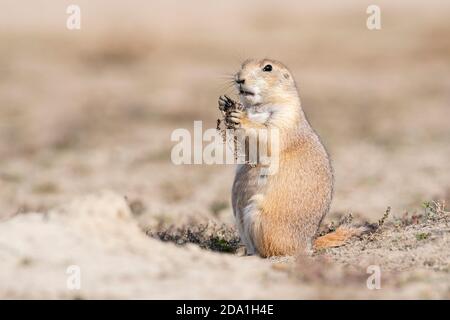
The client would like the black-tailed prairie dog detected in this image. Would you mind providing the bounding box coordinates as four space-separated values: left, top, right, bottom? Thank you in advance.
218 59 355 257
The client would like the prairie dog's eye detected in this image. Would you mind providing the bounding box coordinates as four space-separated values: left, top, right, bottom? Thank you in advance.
262 64 272 72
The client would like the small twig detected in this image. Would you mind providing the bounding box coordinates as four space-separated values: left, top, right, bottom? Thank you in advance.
217 95 245 161
338 213 353 227
366 206 391 242
377 206 391 230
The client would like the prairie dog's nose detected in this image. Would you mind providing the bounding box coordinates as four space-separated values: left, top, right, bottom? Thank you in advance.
235 78 245 84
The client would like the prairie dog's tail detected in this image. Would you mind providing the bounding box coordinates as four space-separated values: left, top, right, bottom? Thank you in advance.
313 226 368 250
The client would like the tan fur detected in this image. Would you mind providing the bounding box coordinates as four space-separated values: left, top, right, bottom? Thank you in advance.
313 227 355 250
314 226 368 250
226 59 334 257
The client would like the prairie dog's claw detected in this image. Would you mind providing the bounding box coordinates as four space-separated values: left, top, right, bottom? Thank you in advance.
218 95 238 111
218 96 227 111
218 96 230 111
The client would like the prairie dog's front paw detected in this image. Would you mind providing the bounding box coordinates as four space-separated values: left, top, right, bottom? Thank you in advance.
226 109 246 129
218 95 245 130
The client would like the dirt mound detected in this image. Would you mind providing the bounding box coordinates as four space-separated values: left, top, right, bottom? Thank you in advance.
0 192 299 299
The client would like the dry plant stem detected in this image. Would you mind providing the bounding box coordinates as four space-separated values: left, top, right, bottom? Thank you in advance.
377 206 391 229
217 95 245 161
367 206 391 242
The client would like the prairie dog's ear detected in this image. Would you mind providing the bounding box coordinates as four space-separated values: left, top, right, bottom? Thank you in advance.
283 73 290 80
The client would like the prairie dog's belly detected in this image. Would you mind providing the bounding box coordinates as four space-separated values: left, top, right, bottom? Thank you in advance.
232 165 266 212
233 165 268 211
232 165 268 254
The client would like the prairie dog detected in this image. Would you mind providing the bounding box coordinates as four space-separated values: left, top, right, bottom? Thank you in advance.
219 59 334 257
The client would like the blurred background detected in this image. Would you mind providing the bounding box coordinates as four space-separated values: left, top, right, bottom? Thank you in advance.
0 0 449 228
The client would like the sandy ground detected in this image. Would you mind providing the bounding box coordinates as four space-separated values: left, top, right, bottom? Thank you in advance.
1 191 448 299
0 0 449 299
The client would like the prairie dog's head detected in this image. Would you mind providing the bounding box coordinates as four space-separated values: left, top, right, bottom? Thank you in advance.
234 59 299 107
